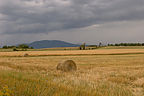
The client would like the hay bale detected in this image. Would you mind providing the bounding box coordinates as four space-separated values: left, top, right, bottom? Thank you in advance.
24 53 29 57
57 60 77 72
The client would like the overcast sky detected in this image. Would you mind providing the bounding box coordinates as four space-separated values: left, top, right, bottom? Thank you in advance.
0 0 144 46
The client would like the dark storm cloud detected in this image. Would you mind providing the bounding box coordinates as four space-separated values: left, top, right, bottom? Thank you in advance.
0 0 144 34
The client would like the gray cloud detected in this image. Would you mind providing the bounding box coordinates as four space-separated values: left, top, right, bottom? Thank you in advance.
0 0 144 34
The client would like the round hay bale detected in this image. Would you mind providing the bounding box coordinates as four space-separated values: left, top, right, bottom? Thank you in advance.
57 60 77 72
24 53 29 57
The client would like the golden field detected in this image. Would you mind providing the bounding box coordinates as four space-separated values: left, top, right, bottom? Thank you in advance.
1 49 144 57
0 48 144 96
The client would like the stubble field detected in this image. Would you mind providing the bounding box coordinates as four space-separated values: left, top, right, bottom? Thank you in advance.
0 49 144 96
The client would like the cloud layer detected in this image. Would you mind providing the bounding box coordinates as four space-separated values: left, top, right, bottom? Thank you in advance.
0 0 144 34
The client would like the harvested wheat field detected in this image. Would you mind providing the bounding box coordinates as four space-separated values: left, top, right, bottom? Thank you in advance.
1 49 144 57
0 49 144 96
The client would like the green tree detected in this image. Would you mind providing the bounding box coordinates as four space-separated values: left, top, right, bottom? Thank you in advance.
18 44 29 51
79 43 86 50
2 45 8 49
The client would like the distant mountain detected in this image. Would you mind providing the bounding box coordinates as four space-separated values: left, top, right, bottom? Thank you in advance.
28 40 80 49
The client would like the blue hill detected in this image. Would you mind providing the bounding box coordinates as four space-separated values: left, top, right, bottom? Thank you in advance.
28 40 79 49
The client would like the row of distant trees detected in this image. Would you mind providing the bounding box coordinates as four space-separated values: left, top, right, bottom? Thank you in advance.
79 42 144 50
108 43 144 46
2 44 33 51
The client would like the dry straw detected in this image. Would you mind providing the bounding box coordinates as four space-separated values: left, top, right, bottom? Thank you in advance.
57 60 77 72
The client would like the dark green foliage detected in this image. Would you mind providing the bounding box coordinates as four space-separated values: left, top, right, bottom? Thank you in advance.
3 45 16 49
79 43 86 50
2 44 33 51
108 43 144 46
18 44 29 49
13 48 18 51
30 47 34 49
88 45 97 47
2 45 8 49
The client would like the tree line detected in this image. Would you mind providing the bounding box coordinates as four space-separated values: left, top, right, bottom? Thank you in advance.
79 42 144 50
2 44 33 51
108 43 144 46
